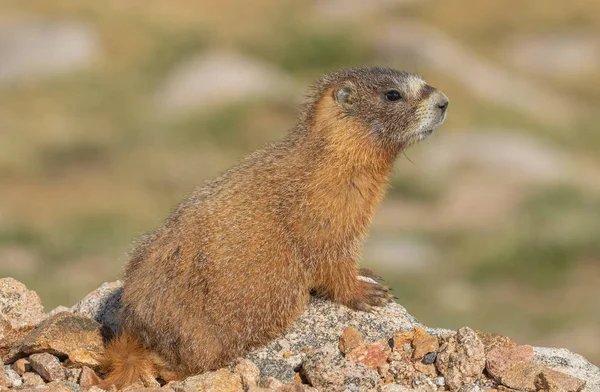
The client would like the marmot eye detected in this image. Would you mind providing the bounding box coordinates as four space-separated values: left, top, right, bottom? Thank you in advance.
384 90 402 102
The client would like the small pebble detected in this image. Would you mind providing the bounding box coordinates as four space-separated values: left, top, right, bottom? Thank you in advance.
22 371 45 387
3 366 23 388
29 352 65 382
423 351 437 364
11 358 32 376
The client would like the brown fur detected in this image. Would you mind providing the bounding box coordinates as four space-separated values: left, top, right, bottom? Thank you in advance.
100 67 448 388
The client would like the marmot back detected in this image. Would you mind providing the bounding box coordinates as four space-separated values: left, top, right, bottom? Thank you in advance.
100 67 449 388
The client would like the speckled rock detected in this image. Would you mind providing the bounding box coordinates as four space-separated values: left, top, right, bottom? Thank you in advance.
301 344 379 392
435 328 485 391
28 352 64 382
393 331 414 353
46 380 80 391
339 327 363 354
79 366 102 388
21 371 45 387
540 368 586 392
14 312 104 367
169 369 242 392
486 345 535 381
0 278 45 331
246 290 418 383
475 331 516 354
48 306 72 317
64 367 82 384
232 358 260 388
412 326 439 361
264 376 284 389
378 384 413 392
11 358 31 375
276 385 318 392
0 364 7 388
3 365 22 388
346 339 391 370
534 348 598 392
71 281 123 334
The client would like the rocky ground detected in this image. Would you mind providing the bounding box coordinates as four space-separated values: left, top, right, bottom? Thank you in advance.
1 278 599 392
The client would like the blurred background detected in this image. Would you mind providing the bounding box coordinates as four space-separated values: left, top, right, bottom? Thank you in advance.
1 0 599 364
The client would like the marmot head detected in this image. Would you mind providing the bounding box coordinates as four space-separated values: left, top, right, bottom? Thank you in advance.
308 67 448 150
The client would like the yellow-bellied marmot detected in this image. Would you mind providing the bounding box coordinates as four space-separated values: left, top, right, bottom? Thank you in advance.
100 67 449 388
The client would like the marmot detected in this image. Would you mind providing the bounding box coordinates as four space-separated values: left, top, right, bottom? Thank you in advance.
100 67 448 388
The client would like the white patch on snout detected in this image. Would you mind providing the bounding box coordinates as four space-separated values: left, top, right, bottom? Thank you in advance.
406 75 426 97
414 92 447 140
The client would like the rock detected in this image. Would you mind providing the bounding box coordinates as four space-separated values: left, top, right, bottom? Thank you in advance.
246 294 418 383
375 22 579 125
393 331 414 353
339 326 363 354
64 367 82 384
276 385 318 392
345 339 391 370
14 312 104 367
169 369 242 392
387 357 417 386
534 347 599 392
503 32 600 78
456 384 485 392
21 371 45 387
155 51 293 115
264 376 284 389
475 331 516 354
487 348 586 392
413 361 437 378
79 366 102 388
0 21 100 86
28 352 64 382
0 364 6 388
46 380 80 391
3 365 22 388
0 277 45 330
435 328 485 391
412 326 439 361
411 374 439 391
11 358 32 375
301 344 379 392
87 386 107 392
48 306 72 317
246 386 272 392
71 281 123 334
1 279 47 358
131 389 167 392
233 358 260 388
378 385 411 392
422 352 436 365
486 345 535 382
496 361 540 391
536 372 563 392
539 368 586 392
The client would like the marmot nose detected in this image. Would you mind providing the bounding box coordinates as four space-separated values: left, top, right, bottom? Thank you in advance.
436 93 449 112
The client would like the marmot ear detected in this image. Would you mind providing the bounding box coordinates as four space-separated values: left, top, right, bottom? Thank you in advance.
334 83 356 110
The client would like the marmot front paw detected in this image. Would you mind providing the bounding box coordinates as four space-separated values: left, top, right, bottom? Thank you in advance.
347 280 394 312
